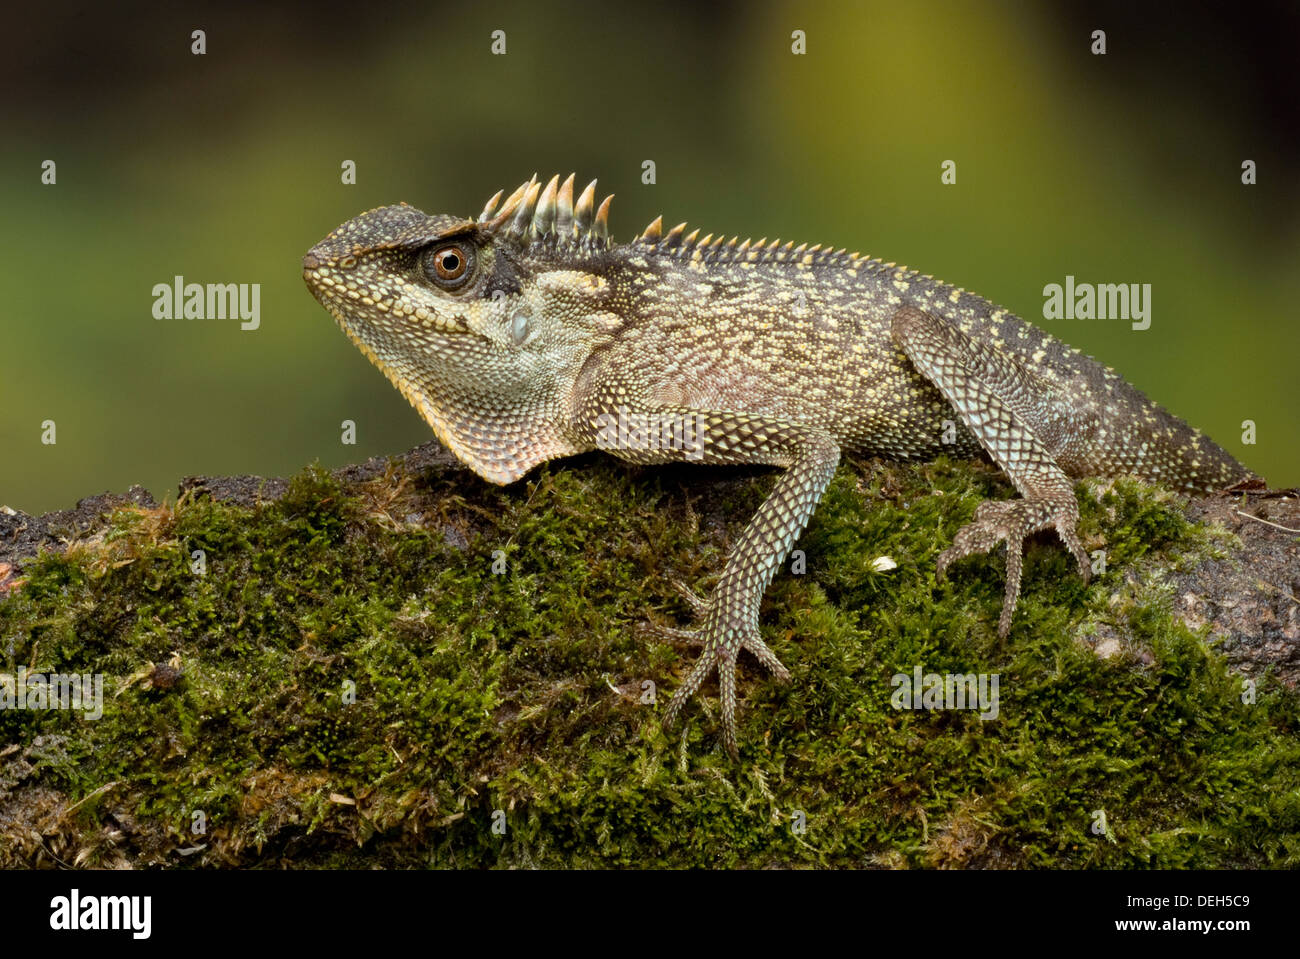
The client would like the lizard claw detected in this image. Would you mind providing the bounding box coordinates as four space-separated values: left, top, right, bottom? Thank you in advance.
937 498 1088 637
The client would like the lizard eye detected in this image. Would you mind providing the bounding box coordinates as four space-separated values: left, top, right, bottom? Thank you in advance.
423 243 475 289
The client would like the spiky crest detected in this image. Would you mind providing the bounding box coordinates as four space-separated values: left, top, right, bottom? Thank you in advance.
474 173 921 277
477 173 615 249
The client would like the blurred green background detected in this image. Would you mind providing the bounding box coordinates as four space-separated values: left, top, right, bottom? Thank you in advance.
3 0 1297 513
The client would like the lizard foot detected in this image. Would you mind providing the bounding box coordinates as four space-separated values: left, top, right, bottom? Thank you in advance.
661 622 791 759
937 498 1090 637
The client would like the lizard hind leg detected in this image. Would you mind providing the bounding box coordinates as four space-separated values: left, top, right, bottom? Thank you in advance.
889 305 1091 636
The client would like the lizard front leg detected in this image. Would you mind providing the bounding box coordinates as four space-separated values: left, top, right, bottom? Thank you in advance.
890 305 1091 636
576 402 840 757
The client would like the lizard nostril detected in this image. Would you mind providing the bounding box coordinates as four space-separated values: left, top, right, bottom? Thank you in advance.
302 253 320 271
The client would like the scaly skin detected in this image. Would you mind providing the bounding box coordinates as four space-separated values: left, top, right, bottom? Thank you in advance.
303 173 1256 757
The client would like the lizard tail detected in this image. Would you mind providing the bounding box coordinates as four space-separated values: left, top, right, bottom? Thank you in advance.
1126 393 1257 492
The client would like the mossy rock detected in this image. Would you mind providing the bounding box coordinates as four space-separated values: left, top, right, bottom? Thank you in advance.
1 447 1297 868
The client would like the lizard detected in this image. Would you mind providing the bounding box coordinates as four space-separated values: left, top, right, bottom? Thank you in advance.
302 173 1257 757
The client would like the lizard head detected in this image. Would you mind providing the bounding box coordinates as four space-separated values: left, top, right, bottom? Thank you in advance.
303 174 623 484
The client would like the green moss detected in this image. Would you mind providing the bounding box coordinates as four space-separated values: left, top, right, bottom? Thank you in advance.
0 456 1296 868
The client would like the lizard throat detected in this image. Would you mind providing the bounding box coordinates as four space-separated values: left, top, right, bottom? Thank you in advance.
322 301 576 485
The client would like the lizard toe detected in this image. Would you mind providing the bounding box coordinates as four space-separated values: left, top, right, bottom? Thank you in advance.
739 630 791 682
643 622 706 648
661 649 716 729
670 579 711 616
